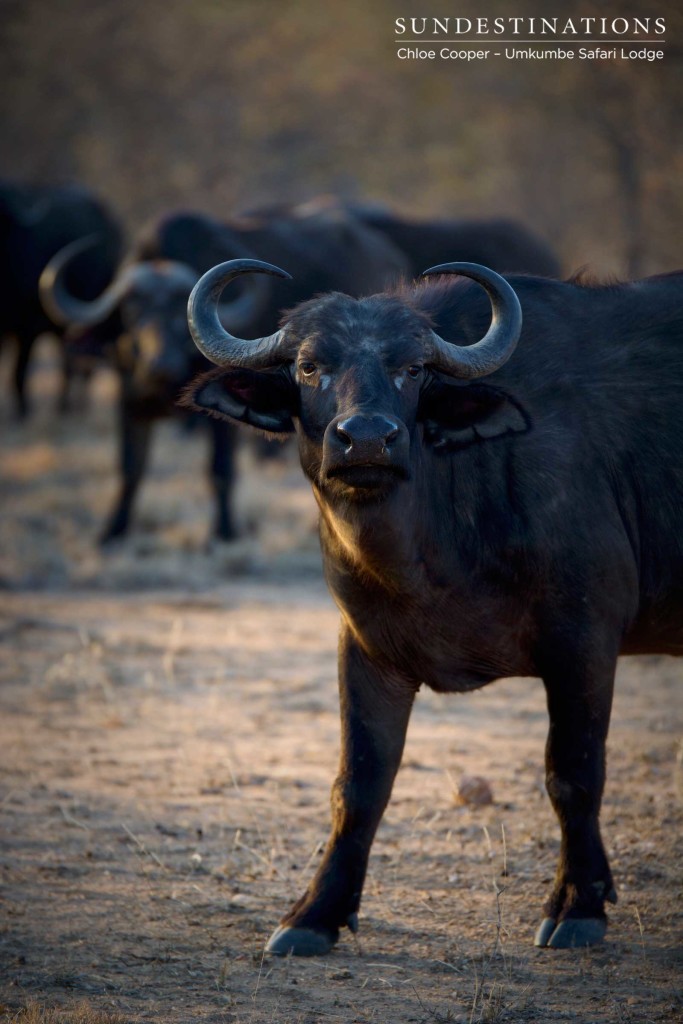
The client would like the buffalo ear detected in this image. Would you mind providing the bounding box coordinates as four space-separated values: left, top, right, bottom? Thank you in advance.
419 375 530 451
181 365 298 437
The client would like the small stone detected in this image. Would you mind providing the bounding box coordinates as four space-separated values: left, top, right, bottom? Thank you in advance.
455 775 494 806
330 968 353 980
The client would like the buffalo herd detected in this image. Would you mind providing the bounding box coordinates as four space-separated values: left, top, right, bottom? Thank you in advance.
4 180 681 954
6 184 563 543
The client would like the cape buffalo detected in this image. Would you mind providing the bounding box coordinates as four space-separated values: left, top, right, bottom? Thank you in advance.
352 205 562 279
0 181 123 416
184 257 682 955
40 248 237 543
132 204 411 336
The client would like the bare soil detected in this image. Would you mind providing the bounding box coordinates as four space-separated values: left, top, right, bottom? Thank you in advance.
1 344 681 1024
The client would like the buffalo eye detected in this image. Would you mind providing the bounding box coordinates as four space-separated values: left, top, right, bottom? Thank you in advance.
299 361 318 377
407 365 423 379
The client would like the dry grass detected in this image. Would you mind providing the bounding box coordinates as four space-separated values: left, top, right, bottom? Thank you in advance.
0 1002 126 1024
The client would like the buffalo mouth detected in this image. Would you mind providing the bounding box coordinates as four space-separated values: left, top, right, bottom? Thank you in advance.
324 462 409 492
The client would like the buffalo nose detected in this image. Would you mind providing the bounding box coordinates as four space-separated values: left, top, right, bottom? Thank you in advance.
335 414 400 452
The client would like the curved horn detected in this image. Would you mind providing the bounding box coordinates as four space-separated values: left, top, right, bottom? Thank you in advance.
188 259 293 368
421 262 522 379
215 267 273 335
39 235 134 327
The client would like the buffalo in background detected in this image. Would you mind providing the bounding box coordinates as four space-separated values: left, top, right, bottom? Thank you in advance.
238 196 562 282
40 249 236 544
131 201 412 330
350 202 562 279
0 180 123 417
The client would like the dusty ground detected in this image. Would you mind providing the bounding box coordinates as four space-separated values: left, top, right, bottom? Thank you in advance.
0 343 682 1024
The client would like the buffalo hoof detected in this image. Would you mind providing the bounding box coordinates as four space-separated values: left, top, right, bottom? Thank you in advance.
265 925 337 957
99 532 126 549
213 532 238 546
534 918 557 947
99 523 128 547
534 916 607 948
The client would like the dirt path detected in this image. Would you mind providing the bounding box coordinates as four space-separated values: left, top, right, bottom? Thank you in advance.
1 585 681 1024
0 349 682 1023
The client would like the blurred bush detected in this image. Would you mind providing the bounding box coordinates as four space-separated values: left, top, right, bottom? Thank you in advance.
1 0 681 276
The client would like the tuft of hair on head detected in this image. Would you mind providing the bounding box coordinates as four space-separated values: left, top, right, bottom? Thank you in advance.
568 265 623 289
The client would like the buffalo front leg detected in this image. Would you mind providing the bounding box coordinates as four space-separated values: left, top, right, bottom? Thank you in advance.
535 650 618 949
100 407 152 544
57 338 93 414
12 332 35 419
266 627 416 956
208 418 237 540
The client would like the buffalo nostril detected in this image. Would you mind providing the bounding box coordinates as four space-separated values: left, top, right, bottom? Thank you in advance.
336 422 354 449
384 424 400 446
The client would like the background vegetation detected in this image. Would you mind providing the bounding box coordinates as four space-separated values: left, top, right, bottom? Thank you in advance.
2 0 681 278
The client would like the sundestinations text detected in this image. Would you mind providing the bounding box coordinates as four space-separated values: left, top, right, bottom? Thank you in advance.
395 16 666 36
